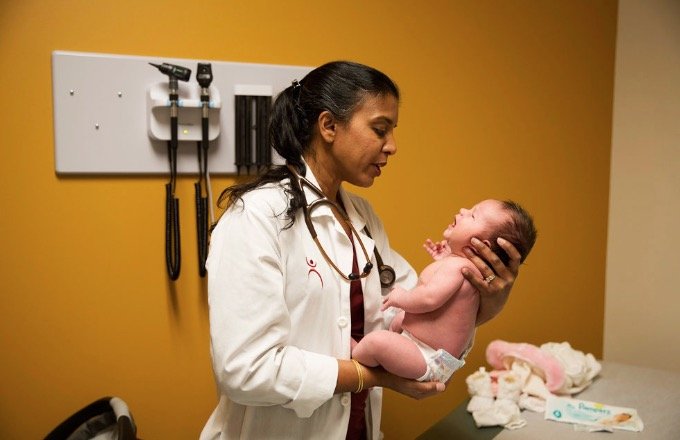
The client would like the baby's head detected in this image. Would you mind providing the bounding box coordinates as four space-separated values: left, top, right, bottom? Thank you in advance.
444 199 537 265
488 200 537 265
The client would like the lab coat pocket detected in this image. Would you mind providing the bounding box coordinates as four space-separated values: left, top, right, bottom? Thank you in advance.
283 231 343 343
284 243 334 311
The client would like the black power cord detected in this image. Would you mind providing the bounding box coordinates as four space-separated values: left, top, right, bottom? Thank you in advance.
195 63 213 278
150 62 191 281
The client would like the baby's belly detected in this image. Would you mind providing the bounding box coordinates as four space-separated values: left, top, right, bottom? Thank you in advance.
403 317 475 358
402 296 478 357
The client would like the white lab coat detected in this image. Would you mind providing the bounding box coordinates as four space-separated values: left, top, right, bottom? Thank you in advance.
200 168 417 440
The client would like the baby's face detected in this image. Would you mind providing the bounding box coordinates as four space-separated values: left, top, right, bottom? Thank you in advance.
442 199 506 254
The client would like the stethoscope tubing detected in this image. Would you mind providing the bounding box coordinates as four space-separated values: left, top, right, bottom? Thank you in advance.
287 165 394 286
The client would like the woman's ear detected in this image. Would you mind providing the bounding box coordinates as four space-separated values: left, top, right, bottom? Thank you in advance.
317 110 336 143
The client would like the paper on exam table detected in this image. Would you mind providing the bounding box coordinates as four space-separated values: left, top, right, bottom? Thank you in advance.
544 395 644 432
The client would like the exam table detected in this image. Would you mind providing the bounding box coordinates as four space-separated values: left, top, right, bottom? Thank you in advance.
418 361 680 439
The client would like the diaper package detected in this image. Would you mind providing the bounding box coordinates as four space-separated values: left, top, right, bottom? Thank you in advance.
544 396 644 432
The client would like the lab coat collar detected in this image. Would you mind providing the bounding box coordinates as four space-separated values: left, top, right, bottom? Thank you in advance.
298 161 366 231
298 160 375 288
297 160 331 219
338 188 367 232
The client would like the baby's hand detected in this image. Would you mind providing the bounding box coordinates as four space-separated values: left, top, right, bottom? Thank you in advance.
381 286 406 311
389 310 406 332
381 295 393 311
423 239 451 260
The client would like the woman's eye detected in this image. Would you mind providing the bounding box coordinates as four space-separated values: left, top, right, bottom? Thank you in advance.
373 127 386 137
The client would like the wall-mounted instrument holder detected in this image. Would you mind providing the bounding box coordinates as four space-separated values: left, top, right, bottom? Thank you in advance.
51 51 313 281
234 85 272 175
51 50 312 175
146 80 221 142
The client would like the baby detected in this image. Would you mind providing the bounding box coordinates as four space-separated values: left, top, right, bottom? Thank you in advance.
352 199 537 383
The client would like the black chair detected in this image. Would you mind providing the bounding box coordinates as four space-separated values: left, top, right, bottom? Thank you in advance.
44 396 137 440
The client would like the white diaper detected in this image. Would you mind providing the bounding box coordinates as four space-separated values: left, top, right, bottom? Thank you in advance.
401 330 466 383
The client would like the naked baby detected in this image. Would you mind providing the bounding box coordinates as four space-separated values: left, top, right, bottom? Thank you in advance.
352 199 537 383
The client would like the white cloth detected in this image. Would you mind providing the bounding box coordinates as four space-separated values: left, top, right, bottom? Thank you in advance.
200 167 417 440
467 368 527 430
471 400 527 430
465 361 548 429
540 342 602 395
466 341 602 432
466 367 494 412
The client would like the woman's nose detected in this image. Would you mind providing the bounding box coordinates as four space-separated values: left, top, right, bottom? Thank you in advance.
383 133 397 155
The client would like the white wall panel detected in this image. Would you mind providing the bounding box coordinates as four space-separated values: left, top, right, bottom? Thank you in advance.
52 51 312 174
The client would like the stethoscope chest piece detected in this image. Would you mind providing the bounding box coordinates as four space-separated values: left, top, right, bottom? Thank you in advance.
378 264 396 289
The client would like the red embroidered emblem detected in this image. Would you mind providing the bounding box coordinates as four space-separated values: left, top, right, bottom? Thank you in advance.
306 257 323 287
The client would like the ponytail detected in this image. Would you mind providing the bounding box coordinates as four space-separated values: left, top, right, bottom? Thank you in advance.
215 61 399 227
268 81 309 174
215 80 310 225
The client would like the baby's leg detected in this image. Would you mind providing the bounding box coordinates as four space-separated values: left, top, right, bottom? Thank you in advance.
353 330 427 380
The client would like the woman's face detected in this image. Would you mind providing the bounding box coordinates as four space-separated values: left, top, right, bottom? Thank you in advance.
330 93 398 188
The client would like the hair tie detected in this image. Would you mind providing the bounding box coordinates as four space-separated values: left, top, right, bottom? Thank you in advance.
291 79 302 103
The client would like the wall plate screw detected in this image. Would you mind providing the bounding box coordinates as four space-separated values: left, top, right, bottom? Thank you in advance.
95 123 100 130
69 89 75 96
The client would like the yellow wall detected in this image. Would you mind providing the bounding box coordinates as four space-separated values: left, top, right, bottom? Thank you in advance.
0 1 617 438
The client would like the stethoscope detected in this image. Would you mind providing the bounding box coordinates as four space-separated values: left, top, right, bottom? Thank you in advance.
287 165 396 288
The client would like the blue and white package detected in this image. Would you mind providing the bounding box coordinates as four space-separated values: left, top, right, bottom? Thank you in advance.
545 396 644 432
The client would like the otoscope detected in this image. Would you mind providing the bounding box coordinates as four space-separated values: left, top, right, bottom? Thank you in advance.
149 63 191 82
150 62 192 281
195 63 213 277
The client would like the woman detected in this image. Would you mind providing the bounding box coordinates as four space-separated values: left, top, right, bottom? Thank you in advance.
200 61 521 439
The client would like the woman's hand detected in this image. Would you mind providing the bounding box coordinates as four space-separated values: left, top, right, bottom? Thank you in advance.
423 239 451 260
462 237 521 326
366 366 445 400
337 361 444 399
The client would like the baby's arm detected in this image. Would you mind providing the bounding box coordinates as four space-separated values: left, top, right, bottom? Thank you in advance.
382 260 465 314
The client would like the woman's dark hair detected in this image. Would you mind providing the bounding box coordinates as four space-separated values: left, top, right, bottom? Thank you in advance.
216 61 399 223
489 200 538 266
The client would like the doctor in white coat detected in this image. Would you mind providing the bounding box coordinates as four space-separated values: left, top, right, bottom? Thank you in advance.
200 61 521 440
